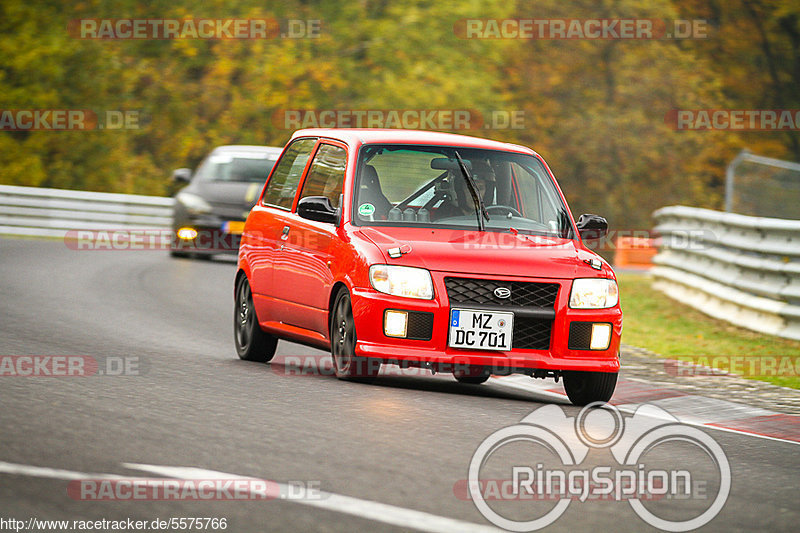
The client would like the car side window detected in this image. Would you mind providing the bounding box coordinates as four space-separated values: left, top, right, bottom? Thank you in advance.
511 162 559 226
298 144 347 208
262 138 317 209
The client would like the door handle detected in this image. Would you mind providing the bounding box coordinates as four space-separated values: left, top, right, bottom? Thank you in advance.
280 226 290 240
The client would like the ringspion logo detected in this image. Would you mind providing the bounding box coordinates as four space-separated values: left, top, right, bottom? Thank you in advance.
465 403 729 531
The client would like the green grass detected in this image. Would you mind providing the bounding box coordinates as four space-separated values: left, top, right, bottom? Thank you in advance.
618 273 800 389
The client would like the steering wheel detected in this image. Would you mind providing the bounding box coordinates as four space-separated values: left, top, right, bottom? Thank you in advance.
486 205 523 217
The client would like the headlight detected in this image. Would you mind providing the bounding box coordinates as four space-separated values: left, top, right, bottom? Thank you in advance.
176 192 212 215
569 278 618 309
369 265 433 300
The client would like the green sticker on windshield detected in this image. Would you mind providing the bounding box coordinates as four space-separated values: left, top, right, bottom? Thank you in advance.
358 203 375 217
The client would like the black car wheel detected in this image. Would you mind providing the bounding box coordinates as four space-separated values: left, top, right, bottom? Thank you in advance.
234 276 277 362
562 371 618 405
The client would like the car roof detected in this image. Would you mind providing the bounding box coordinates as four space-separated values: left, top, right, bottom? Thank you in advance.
289 129 535 155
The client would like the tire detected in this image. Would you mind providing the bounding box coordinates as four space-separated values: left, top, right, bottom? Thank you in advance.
170 250 191 258
330 287 380 381
454 366 490 385
234 276 277 362
562 371 618 406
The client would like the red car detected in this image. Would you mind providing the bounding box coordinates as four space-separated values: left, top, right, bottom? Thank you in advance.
235 129 622 405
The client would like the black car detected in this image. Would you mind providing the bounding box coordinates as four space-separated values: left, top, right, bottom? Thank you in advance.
170 145 282 258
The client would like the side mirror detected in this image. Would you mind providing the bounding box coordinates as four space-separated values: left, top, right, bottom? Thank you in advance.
297 196 339 225
172 168 192 183
576 214 608 240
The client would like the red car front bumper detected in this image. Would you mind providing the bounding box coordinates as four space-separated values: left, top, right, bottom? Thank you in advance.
350 272 622 374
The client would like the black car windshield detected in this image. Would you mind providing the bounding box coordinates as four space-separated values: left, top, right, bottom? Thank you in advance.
195 152 278 183
353 144 573 238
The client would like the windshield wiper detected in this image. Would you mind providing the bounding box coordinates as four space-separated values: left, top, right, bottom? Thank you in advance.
453 150 489 231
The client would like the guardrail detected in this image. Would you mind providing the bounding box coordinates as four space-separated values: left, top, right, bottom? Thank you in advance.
652 205 800 341
0 184 174 238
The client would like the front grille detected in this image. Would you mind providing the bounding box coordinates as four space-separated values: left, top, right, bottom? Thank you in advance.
444 277 559 308
513 318 552 350
406 311 434 341
445 277 558 350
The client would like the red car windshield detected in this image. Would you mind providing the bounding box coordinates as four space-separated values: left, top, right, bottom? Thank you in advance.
353 145 574 238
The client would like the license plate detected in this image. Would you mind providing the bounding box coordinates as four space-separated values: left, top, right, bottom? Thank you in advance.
448 309 513 351
223 221 245 235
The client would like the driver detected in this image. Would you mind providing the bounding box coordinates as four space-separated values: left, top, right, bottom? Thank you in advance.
452 160 495 216
471 160 495 204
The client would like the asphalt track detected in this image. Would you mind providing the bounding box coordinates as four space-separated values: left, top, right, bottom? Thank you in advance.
0 238 797 532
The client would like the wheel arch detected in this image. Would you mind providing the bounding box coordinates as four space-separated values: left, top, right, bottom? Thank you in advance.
234 268 247 299
327 281 349 335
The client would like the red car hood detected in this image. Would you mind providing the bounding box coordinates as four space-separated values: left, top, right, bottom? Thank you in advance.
357 226 602 279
